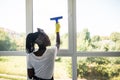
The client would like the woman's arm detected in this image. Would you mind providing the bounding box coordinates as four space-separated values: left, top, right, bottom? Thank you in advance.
56 32 60 49
27 68 34 79
55 23 60 49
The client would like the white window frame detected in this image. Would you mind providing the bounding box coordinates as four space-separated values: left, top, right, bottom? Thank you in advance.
0 0 120 80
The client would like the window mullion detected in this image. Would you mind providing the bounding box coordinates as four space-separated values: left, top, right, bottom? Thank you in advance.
68 0 77 80
26 0 33 35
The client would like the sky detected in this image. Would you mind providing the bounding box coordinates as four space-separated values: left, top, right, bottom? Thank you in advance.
0 0 25 33
33 0 68 34
0 0 120 36
77 0 120 36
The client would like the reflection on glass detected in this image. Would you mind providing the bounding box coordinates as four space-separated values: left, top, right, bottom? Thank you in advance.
33 0 68 49
0 0 25 51
54 57 72 80
77 0 120 51
0 56 27 80
77 57 120 80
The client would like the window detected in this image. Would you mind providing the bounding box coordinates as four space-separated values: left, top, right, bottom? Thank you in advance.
0 0 120 80
54 57 72 79
0 56 27 80
77 0 120 52
77 57 120 80
76 0 120 79
33 0 68 49
0 0 25 51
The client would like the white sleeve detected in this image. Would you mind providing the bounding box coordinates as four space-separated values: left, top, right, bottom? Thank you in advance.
44 46 57 58
53 46 57 56
27 55 33 69
50 46 57 55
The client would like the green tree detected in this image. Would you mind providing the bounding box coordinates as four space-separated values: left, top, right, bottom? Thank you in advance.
0 28 17 51
81 28 90 41
77 28 91 51
86 57 110 65
115 40 120 50
91 35 101 42
110 32 120 51
110 32 120 42
77 57 120 79
12 33 25 51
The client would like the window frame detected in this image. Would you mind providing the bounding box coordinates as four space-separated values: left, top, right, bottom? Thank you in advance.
0 0 120 80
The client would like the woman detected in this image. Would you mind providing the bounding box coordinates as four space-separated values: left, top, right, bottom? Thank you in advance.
26 27 60 80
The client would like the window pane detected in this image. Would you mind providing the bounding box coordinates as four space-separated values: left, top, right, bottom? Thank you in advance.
0 0 25 51
33 0 68 49
54 57 72 80
77 57 120 80
77 0 120 52
0 56 27 80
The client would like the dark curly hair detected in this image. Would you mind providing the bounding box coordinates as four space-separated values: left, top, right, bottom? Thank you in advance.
26 32 39 53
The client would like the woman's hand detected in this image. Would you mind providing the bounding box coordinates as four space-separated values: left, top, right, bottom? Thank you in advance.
56 23 60 32
28 68 34 79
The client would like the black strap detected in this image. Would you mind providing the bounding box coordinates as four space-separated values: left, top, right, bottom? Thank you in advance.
33 76 54 80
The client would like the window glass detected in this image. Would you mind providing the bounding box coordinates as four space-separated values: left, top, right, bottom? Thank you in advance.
0 0 25 51
77 0 120 52
54 57 72 80
33 0 68 49
0 56 27 80
77 57 120 80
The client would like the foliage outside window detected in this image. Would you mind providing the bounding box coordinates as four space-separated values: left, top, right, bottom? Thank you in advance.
77 28 120 51
0 27 25 51
76 57 120 80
